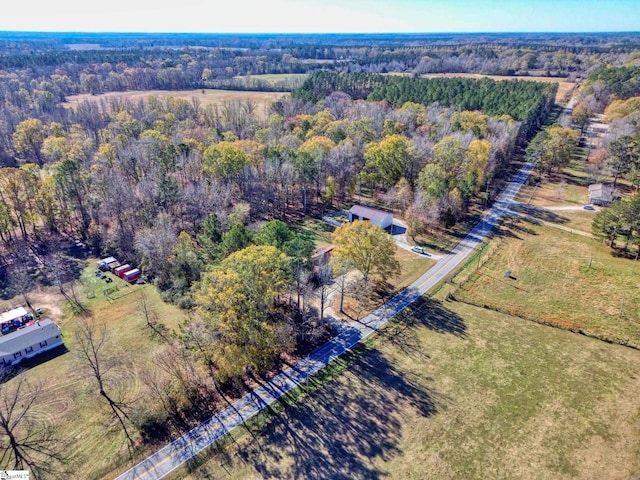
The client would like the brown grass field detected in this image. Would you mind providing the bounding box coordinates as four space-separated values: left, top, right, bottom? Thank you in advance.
62 89 288 119
167 299 640 480
455 217 640 347
232 73 308 84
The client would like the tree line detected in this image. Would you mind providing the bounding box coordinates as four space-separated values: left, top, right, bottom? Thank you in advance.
293 71 556 140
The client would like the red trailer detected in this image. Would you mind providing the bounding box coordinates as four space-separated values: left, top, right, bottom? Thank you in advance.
114 264 131 278
123 269 141 283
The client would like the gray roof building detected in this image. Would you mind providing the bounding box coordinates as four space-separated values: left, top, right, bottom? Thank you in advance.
348 205 394 230
0 319 63 367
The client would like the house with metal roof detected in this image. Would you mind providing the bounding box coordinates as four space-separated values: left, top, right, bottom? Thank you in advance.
348 205 394 231
0 320 63 368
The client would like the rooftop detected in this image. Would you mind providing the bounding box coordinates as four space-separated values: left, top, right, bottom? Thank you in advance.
98 256 117 265
588 183 618 201
0 319 60 356
0 307 28 324
349 205 393 222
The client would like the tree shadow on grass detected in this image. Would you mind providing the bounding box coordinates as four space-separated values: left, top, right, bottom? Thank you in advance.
509 204 570 225
400 295 467 337
234 347 446 480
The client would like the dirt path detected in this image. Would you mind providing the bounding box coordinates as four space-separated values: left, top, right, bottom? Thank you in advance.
27 289 65 320
506 209 594 238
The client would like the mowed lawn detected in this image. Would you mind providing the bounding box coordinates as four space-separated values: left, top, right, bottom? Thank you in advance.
63 89 288 119
457 219 640 346
2 262 188 480
171 299 640 480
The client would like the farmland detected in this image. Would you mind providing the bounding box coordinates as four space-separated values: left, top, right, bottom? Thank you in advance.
62 89 288 119
455 217 640 347
168 299 640 480
232 73 308 86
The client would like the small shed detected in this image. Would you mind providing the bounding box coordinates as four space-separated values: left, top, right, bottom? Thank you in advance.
107 260 121 272
0 319 63 367
123 269 141 283
114 264 131 278
312 245 336 271
98 256 117 269
588 183 620 206
348 205 394 231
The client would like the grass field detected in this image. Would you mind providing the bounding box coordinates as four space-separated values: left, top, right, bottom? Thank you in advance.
168 299 640 480
456 218 640 346
232 73 308 84
2 262 188 480
62 89 287 119
419 73 574 103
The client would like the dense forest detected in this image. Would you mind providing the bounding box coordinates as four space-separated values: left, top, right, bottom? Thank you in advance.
0 78 523 303
1 33 636 309
293 71 556 139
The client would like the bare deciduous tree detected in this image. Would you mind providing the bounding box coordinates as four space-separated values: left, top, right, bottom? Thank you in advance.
138 292 168 341
73 318 137 457
0 373 63 479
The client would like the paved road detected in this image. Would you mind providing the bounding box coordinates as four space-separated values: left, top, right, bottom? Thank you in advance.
116 161 535 480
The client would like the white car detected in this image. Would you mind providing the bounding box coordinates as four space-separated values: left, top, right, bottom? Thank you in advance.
411 246 429 255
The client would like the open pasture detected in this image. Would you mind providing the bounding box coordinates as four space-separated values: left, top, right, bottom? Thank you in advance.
63 89 287 119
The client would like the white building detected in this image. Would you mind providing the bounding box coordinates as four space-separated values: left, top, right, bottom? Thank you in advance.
0 306 28 325
0 320 63 367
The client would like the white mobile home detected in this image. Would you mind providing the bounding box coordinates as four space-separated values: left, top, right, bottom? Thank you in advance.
0 320 63 367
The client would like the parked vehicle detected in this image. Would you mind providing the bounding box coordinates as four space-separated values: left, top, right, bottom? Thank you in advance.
411 245 431 256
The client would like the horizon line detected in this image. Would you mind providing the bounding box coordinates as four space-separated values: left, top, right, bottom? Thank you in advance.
1 30 639 35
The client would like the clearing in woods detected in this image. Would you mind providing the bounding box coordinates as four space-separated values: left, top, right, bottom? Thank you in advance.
1 262 189 480
167 299 640 480
62 89 288 119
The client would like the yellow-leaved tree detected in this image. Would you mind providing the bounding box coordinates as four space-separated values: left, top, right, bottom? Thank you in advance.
191 245 293 382
331 220 400 285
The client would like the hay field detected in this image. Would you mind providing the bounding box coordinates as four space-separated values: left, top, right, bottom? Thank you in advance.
170 299 640 480
457 219 640 346
232 73 308 84
62 89 288 119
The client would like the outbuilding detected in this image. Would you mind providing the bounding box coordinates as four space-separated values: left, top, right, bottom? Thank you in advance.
123 269 141 283
114 264 132 278
98 256 118 271
0 319 63 368
348 205 394 231
108 260 121 272
0 306 28 326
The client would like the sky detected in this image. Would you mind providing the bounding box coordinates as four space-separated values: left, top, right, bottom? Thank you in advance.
0 0 638 33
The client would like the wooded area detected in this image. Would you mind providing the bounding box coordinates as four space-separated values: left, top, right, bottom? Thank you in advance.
0 32 639 477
